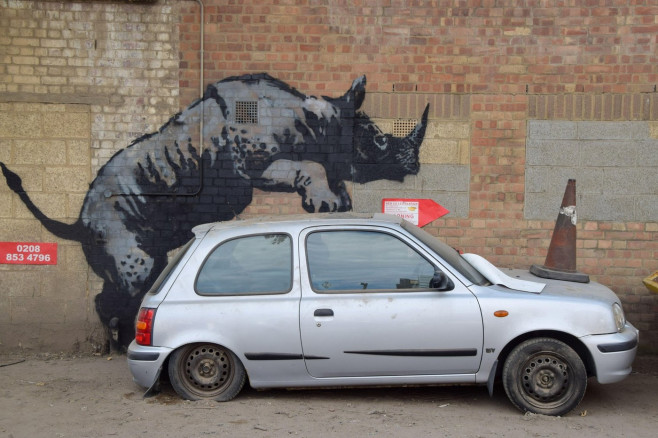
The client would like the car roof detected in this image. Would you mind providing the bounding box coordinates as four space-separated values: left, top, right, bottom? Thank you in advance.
191 213 404 236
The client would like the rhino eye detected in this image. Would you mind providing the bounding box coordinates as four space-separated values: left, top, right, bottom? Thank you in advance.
374 135 388 150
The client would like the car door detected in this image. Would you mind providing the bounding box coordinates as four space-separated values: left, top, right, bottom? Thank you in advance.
298 226 484 378
158 230 304 373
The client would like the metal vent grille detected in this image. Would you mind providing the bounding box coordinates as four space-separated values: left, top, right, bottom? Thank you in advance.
235 101 258 124
393 118 418 137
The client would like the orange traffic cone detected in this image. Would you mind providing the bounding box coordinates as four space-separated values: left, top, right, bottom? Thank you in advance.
530 179 590 283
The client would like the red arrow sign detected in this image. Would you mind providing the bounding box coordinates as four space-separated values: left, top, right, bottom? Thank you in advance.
382 198 449 227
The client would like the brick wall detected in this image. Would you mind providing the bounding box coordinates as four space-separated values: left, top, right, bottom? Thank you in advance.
1 0 656 352
182 0 657 351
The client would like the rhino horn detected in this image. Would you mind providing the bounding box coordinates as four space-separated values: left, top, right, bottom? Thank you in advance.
404 104 430 150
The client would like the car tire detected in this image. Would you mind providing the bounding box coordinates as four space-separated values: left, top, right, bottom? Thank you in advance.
502 338 587 416
168 343 246 402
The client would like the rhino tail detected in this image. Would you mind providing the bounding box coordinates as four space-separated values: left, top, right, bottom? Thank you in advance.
0 162 85 242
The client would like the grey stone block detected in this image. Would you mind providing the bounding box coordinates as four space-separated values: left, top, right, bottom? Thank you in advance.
601 167 652 195
568 169 605 195
352 174 418 191
635 196 658 222
528 120 577 139
525 192 564 220
525 120 658 221
579 140 637 167
525 139 580 166
431 192 469 217
417 164 470 192
524 167 551 194
636 140 658 167
525 167 586 194
577 121 648 140
352 190 405 214
579 195 636 221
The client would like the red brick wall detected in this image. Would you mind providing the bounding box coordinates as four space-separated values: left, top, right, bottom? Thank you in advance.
178 0 658 347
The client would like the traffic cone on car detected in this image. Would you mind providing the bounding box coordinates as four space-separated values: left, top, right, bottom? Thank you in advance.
530 179 590 283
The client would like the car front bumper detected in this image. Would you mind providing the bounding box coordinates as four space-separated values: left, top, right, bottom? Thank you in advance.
127 340 173 389
581 322 639 384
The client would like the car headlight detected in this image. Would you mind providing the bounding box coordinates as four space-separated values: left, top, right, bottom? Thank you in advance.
612 303 626 332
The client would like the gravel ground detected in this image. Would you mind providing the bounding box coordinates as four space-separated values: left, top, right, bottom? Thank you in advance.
0 353 656 438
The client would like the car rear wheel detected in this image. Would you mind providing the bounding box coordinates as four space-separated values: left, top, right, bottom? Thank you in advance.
502 338 587 416
168 343 246 401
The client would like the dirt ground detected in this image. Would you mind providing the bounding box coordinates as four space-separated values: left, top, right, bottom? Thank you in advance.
0 353 656 438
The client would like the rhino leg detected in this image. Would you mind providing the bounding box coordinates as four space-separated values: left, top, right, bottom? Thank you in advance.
260 160 352 213
86 218 164 349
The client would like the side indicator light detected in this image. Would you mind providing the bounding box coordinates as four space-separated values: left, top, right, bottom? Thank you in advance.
494 310 509 318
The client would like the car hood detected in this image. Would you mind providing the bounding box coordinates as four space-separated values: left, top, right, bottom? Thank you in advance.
508 268 620 303
463 253 620 305
478 268 621 311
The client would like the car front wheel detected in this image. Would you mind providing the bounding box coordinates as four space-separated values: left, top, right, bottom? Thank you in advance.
168 343 246 401
502 338 587 416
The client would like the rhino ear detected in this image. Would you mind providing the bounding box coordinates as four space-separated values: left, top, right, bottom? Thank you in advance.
342 75 366 110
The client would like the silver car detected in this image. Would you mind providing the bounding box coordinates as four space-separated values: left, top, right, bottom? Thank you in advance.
127 213 638 416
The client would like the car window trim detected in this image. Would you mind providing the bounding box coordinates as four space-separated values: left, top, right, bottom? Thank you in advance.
307 287 451 295
304 228 450 295
194 232 295 297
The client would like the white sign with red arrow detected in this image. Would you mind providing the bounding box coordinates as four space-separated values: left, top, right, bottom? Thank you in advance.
382 198 449 227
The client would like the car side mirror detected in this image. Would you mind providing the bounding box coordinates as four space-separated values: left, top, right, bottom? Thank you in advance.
430 269 454 291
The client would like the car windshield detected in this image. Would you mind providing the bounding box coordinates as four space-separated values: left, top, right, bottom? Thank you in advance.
401 221 489 286
148 238 195 294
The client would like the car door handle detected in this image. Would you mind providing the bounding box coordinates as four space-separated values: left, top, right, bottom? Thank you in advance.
314 309 334 317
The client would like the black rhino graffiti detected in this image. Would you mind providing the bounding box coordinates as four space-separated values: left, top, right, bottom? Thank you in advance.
1 73 429 349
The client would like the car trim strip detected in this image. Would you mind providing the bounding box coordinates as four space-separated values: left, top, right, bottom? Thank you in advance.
245 353 303 360
344 349 478 357
245 353 330 361
597 338 638 353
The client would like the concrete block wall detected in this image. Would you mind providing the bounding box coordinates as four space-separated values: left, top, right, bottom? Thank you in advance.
0 0 657 352
1 0 179 352
526 120 658 222
0 102 94 351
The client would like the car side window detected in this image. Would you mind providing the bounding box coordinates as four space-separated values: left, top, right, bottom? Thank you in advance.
196 234 292 295
306 230 437 293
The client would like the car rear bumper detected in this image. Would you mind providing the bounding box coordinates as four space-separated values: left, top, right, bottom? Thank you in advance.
127 340 173 389
581 322 639 384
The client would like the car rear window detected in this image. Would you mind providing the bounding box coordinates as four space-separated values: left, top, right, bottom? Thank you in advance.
196 234 292 295
148 238 195 295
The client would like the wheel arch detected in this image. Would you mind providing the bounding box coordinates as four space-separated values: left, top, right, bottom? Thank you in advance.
495 330 596 380
161 341 252 390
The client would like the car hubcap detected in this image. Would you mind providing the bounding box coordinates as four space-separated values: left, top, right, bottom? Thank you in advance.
183 345 233 396
521 353 569 407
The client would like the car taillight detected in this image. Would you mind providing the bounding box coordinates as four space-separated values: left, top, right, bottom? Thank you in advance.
135 307 156 346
